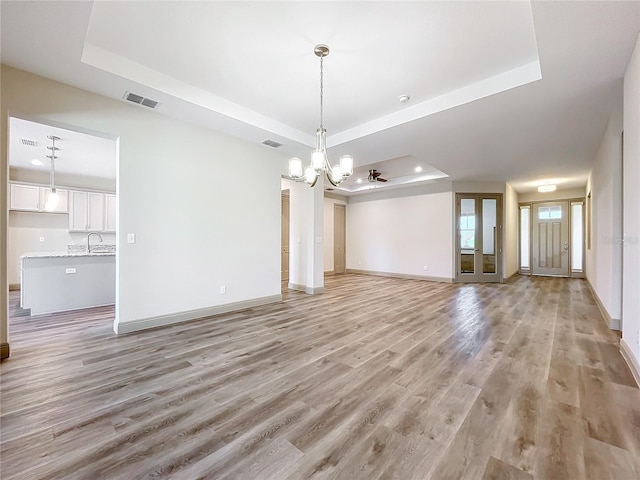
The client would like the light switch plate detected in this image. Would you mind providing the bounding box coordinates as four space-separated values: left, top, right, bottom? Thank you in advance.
39 236 45 243
65 268 77 274
127 233 136 244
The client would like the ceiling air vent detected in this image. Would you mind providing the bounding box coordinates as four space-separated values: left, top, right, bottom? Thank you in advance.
21 138 38 147
124 91 160 109
262 139 282 148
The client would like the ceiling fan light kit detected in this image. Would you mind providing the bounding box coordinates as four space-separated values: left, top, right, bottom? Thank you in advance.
288 44 354 188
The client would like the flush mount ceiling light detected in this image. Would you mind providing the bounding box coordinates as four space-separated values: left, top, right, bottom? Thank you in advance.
31 158 43 166
538 184 557 193
45 135 61 211
398 94 410 104
415 166 422 173
288 44 353 187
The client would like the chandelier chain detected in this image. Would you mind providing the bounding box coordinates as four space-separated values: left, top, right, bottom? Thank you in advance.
319 55 324 130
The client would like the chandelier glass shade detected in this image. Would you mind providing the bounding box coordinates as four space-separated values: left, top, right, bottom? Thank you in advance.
288 44 353 187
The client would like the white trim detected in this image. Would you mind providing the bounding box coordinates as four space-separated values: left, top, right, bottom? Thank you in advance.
305 286 325 294
620 338 640 388
346 268 454 283
287 282 306 292
115 294 282 334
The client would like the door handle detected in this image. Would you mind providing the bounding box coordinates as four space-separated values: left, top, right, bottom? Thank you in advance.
563 242 569 251
474 249 479 252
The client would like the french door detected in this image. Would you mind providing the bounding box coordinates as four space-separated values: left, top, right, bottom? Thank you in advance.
456 194 502 283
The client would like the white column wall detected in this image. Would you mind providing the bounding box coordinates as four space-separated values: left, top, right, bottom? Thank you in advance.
622 33 640 366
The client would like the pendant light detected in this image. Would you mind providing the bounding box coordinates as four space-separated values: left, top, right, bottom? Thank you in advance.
45 135 60 211
288 44 353 187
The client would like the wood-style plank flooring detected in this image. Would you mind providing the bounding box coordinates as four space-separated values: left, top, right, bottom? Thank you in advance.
1 274 639 479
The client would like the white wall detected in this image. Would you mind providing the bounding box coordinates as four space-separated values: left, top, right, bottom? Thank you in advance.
8 211 117 284
323 194 347 272
504 183 519 278
586 108 623 326
2 65 287 334
622 33 640 367
518 187 586 203
346 185 454 281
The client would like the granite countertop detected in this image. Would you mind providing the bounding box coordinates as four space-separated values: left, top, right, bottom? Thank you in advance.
21 251 116 259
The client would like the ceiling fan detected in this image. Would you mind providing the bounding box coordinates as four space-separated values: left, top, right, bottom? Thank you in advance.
368 169 388 183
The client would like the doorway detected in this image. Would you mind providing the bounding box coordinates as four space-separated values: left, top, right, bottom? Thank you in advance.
532 201 569 276
281 192 290 282
456 193 502 283
333 204 346 274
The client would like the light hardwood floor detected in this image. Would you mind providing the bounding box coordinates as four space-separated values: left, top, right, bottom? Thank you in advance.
1 274 639 479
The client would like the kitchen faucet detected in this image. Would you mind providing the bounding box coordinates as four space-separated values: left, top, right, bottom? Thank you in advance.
87 232 103 254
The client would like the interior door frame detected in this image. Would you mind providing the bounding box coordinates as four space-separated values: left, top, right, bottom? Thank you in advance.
333 204 346 274
518 197 585 278
455 193 503 283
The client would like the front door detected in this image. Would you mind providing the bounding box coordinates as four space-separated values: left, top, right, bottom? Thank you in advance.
334 204 346 274
456 194 502 283
532 201 569 276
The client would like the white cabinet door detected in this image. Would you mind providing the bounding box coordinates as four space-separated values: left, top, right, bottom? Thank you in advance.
104 194 116 232
40 188 69 213
10 184 40 211
69 190 88 231
87 193 105 231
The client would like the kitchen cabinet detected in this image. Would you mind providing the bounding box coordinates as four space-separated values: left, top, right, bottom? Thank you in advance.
9 183 68 213
104 194 116 232
69 190 115 232
10 183 39 211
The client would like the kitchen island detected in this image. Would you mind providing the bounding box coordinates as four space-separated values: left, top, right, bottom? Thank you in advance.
21 252 115 315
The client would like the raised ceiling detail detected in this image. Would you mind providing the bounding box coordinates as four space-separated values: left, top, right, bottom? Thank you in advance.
82 1 540 149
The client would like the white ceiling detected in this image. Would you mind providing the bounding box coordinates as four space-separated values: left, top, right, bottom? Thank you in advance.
8 117 117 180
1 1 639 193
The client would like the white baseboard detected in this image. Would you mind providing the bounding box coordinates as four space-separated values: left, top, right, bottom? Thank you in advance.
287 283 324 294
620 338 640 388
115 294 282 335
586 279 620 330
346 268 454 283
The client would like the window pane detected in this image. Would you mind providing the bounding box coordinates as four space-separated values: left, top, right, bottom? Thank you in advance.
521 207 530 269
549 206 562 219
482 199 497 273
572 203 583 271
538 207 549 220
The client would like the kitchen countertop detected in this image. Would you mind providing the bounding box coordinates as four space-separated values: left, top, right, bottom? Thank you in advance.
20 251 116 259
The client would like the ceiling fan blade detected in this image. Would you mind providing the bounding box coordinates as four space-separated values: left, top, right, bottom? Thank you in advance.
377 177 388 182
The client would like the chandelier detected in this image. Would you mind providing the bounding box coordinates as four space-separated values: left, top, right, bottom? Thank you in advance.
288 44 353 187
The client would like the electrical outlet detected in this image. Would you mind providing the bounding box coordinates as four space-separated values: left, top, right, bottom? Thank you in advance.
423 265 428 271
220 285 226 294
637 330 640 347
39 236 45 243
127 233 136 244
358 259 362 266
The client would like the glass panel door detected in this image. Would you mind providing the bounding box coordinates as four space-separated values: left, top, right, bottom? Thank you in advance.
482 199 497 274
460 198 476 275
456 194 502 283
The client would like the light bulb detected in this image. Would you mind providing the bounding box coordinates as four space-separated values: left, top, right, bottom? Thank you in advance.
45 191 59 211
311 150 324 172
304 166 317 185
339 155 353 176
288 158 303 178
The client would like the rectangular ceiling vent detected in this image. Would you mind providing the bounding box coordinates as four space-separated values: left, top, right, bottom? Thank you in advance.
124 92 160 109
20 138 38 147
262 139 282 148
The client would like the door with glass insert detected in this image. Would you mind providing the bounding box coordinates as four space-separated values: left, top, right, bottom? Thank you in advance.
456 194 502 283
532 201 569 276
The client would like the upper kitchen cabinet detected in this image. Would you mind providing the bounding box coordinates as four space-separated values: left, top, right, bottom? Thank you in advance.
10 182 68 213
69 190 116 232
104 194 116 233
